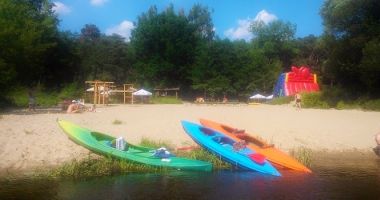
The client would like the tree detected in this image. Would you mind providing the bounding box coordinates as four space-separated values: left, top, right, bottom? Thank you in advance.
188 4 214 41
78 24 102 80
130 5 200 89
0 0 58 89
321 0 380 97
250 20 297 70
293 35 327 76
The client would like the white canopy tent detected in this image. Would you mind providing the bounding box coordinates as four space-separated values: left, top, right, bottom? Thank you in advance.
249 94 266 99
266 94 274 100
132 89 152 104
133 89 152 96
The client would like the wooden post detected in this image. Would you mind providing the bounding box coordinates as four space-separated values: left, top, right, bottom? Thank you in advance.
123 84 126 104
94 82 98 105
102 82 105 105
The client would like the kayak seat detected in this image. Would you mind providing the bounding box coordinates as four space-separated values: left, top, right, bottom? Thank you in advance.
212 136 234 145
199 127 216 136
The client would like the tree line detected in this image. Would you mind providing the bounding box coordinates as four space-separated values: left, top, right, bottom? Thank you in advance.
1 0 379 104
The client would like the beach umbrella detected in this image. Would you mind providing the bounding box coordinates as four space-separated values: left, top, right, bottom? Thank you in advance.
133 89 152 96
249 94 266 99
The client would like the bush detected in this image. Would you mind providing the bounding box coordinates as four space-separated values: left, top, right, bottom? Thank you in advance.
269 96 293 105
7 86 29 107
6 84 84 108
336 101 361 110
361 99 380 111
301 92 329 109
151 96 182 104
58 83 83 100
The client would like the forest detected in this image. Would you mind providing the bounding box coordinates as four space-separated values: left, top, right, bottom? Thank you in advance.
1 0 379 109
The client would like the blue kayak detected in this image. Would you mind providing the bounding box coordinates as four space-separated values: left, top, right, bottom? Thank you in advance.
181 121 281 176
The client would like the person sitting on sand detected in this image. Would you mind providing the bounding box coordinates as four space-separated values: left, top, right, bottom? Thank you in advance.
223 96 228 103
373 132 380 156
195 97 205 103
66 100 80 113
88 104 96 112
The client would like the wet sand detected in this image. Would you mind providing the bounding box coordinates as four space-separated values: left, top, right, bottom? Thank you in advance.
0 103 379 174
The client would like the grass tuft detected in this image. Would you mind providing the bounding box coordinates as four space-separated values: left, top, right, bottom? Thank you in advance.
175 149 231 170
112 120 122 125
289 146 313 167
39 138 233 179
48 155 167 179
139 137 174 150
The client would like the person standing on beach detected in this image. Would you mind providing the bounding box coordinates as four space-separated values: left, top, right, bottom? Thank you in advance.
373 132 380 156
295 93 302 109
28 89 36 111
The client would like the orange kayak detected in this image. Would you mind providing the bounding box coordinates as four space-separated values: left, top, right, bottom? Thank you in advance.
200 119 312 173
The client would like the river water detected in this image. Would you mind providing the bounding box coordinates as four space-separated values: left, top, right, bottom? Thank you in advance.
1 156 380 200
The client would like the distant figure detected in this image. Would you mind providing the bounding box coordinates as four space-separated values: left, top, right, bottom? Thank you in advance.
223 96 228 103
104 87 110 105
88 104 96 112
295 93 302 109
373 132 380 157
195 97 205 103
28 90 36 111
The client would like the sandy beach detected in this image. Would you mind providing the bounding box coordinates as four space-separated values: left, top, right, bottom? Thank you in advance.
0 103 379 174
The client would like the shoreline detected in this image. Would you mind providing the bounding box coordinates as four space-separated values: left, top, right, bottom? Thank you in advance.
0 104 379 176
1 149 377 178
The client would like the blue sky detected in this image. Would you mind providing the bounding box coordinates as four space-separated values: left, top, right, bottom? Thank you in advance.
52 0 325 41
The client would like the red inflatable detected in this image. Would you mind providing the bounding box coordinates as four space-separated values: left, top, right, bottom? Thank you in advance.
284 66 319 96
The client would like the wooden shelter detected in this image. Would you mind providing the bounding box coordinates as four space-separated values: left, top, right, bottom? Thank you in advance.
154 87 180 99
85 81 114 105
85 81 136 105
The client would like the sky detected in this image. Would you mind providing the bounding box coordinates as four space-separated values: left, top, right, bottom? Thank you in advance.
52 0 325 41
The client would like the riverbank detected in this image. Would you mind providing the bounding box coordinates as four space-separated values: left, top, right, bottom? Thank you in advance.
0 104 379 176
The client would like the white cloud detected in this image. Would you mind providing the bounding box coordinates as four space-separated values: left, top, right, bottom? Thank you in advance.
224 10 277 41
254 10 277 24
90 0 109 6
52 2 71 15
106 20 135 41
224 19 253 41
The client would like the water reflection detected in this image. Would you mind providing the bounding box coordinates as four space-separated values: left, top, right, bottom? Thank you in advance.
1 159 380 200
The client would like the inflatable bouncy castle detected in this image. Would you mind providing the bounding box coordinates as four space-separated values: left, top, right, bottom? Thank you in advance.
273 66 319 97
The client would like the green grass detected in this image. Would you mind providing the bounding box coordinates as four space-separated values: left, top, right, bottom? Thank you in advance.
151 96 182 104
46 149 231 179
139 137 174 150
6 84 84 108
289 146 313 167
175 149 231 170
269 96 293 105
301 92 329 109
48 155 168 178
42 137 233 179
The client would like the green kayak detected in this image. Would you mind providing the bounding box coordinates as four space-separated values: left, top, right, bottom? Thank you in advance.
58 120 212 171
